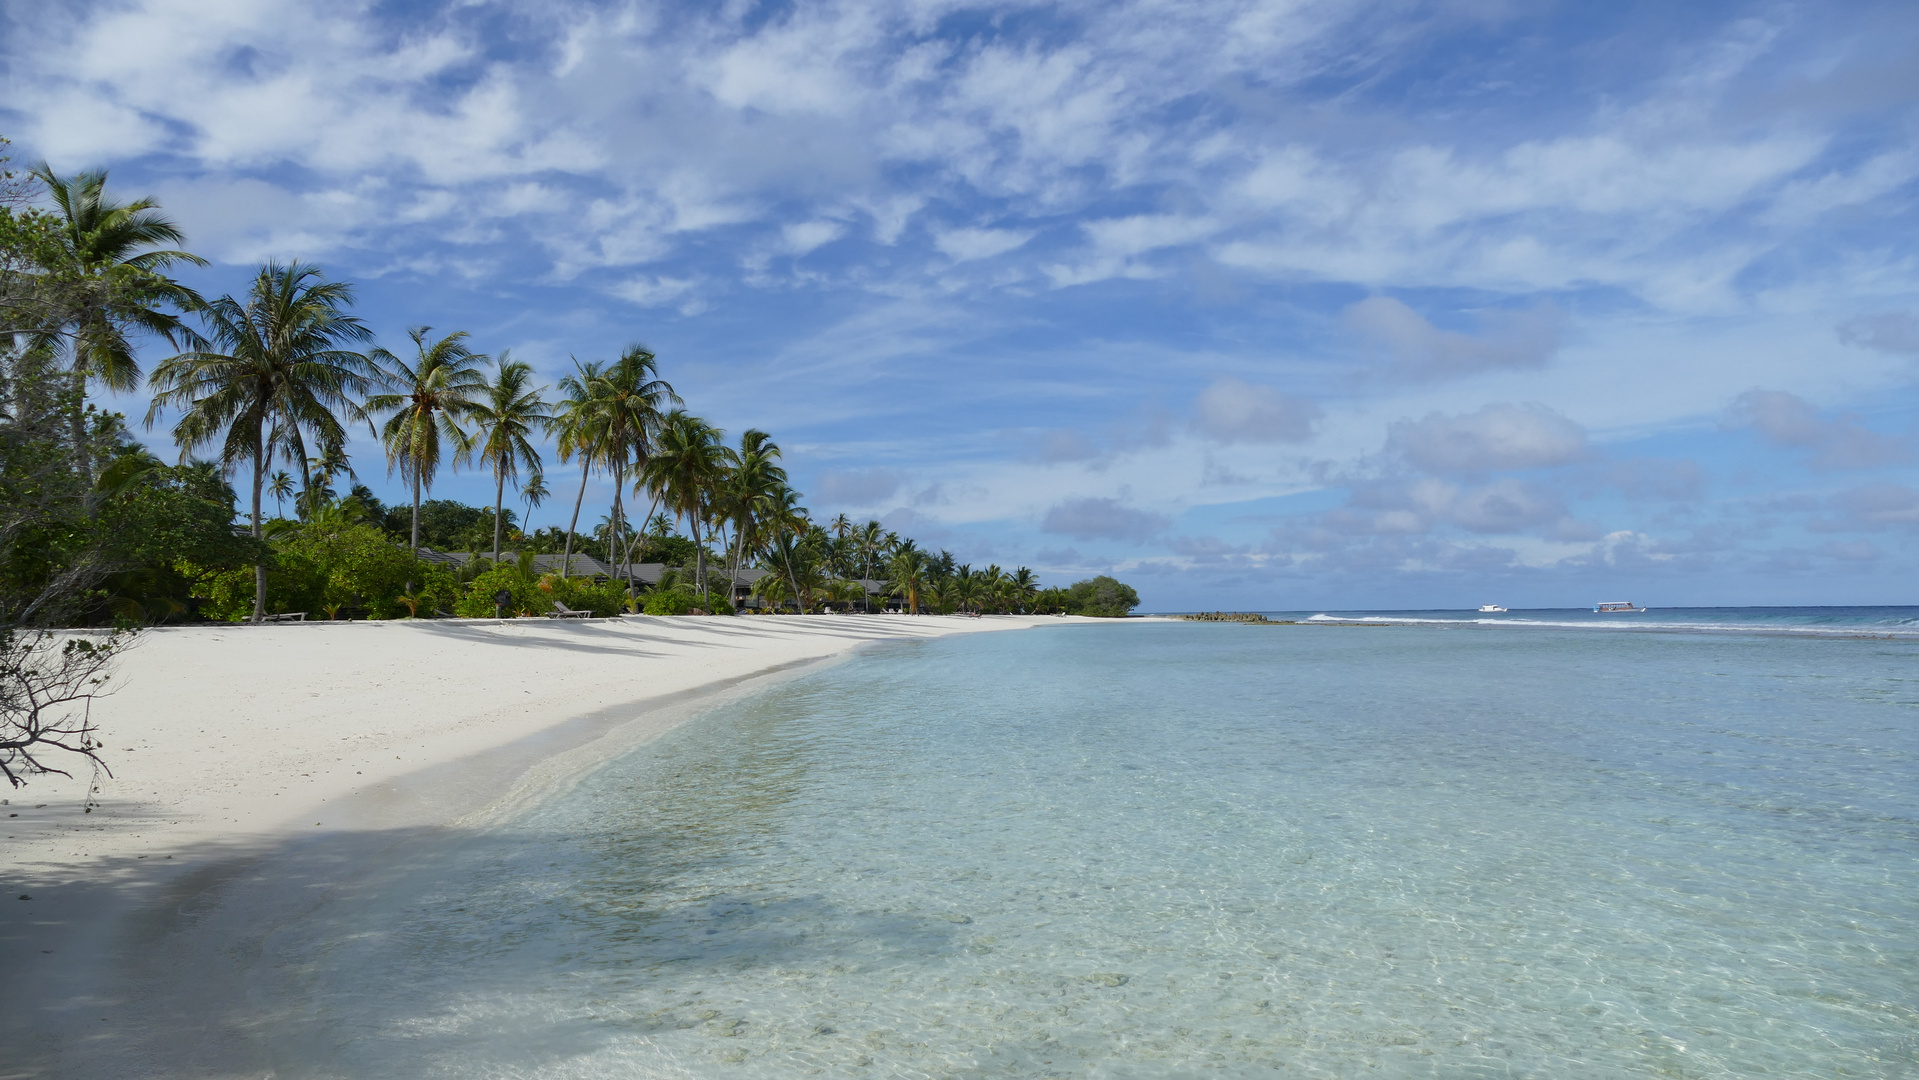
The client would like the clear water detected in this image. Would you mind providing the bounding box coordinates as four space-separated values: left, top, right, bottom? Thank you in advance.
265 621 1919 1078
1242 605 1919 638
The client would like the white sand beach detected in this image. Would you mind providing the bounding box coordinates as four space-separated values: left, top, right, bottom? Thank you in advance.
0 613 1066 1078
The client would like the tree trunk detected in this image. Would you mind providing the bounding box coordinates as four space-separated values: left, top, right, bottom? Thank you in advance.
67 370 91 484
691 511 706 595
250 423 267 624
562 465 589 578
409 472 422 559
609 463 626 587
492 461 506 564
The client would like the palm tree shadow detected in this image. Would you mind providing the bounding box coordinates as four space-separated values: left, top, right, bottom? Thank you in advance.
1 814 966 1078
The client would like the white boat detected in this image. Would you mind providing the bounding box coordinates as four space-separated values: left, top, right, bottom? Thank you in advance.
1593 601 1645 613
1477 604 1507 613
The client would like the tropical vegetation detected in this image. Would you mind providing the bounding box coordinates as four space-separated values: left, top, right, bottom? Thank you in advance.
0 140 1141 631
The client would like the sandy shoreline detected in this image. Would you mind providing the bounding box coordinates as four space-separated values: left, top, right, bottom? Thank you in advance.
0 613 1069 1077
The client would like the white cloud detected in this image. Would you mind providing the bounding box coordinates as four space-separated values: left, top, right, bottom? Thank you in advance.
1728 390 1910 470
1388 403 1587 473
1191 378 1320 445
1344 297 1566 379
933 226 1035 262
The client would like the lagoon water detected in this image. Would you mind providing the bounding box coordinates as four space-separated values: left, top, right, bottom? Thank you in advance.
262 616 1918 1077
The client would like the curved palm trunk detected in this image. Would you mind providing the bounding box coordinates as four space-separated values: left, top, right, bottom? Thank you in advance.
727 521 748 604
690 503 707 595
561 466 590 578
409 472 422 558
779 537 803 615
250 423 267 624
491 460 507 563
629 490 661 596
609 462 626 587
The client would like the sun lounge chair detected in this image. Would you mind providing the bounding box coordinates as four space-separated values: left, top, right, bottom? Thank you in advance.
549 601 592 619
261 612 306 622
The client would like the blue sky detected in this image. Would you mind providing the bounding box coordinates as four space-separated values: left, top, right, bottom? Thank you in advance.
5 0 1917 610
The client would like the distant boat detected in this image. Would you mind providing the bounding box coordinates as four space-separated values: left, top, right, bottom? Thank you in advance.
1477 604 1507 613
1594 601 1646 613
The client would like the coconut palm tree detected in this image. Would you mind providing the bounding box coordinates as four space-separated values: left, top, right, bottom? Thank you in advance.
27 165 206 477
597 346 677 584
887 546 928 615
268 470 295 517
645 410 725 593
468 354 550 562
521 471 548 533
1012 566 1039 613
719 429 786 587
550 358 606 576
854 520 885 580
147 262 374 622
364 327 485 557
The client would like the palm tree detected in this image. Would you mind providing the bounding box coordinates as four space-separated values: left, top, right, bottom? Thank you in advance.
301 438 355 518
887 547 928 615
550 358 606 576
855 520 885 580
1012 567 1039 613
645 410 725 593
597 346 678 585
365 327 486 559
521 471 548 533
147 262 374 622
28 165 206 477
268 470 295 517
468 354 550 562
719 429 786 588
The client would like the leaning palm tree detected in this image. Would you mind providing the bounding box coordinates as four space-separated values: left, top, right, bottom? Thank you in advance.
645 410 725 593
596 346 678 586
719 429 786 588
28 165 206 476
364 327 487 558
467 354 550 562
549 358 607 576
147 262 374 622
521 471 548 534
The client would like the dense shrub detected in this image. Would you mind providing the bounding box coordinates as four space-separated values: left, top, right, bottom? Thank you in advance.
1064 576 1140 618
642 589 694 616
537 573 630 617
454 565 542 618
185 523 445 621
183 552 326 621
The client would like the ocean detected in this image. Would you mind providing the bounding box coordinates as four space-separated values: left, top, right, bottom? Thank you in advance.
257 613 1919 1077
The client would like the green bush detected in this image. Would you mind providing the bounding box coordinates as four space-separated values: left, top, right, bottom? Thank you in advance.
642 589 695 616
454 565 541 618
183 552 326 621
537 574 630 617
695 591 734 615
285 523 423 619
1064 576 1141 618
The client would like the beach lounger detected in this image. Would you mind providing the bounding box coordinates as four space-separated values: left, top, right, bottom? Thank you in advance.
549 601 592 618
262 612 307 622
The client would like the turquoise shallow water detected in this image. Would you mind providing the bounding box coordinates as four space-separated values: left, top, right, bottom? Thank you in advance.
273 621 1919 1078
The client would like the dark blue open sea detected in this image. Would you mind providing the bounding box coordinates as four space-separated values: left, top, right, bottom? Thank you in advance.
268 612 1918 1077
